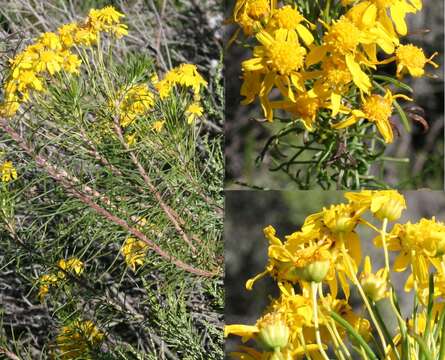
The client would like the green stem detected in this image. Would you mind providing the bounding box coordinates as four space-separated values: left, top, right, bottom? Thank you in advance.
311 282 330 360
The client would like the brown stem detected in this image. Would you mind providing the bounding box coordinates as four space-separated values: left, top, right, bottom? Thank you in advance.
0 119 218 277
0 348 20 360
112 121 199 252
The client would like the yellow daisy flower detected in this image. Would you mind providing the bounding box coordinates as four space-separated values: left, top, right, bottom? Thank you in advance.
332 89 411 143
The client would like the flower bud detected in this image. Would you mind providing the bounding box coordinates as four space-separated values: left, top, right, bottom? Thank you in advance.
323 205 356 234
361 274 387 302
294 260 330 283
257 314 289 351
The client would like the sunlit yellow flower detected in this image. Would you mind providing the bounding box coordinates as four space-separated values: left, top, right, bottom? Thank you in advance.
121 237 148 271
395 44 438 78
374 218 445 292
359 256 388 301
186 102 204 124
270 91 321 130
152 120 166 133
38 273 58 301
155 64 207 99
113 84 154 127
233 0 273 35
345 190 406 221
35 50 64 75
58 23 79 48
267 5 314 46
242 29 306 120
57 257 84 278
0 161 18 182
332 89 411 143
356 0 419 36
61 52 82 74
56 320 104 359
17 70 44 92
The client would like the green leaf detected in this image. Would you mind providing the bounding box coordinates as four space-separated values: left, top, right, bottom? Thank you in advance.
373 75 413 93
330 311 379 360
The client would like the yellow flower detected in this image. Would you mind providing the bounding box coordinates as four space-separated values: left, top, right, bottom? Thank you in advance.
38 273 58 301
267 5 314 46
58 23 79 48
358 0 419 36
242 29 306 120
186 102 203 124
0 161 18 182
125 133 137 145
152 120 166 133
17 70 44 92
113 84 154 127
61 52 82 74
395 44 438 78
57 257 84 278
374 218 445 292
0 96 20 117
38 32 62 51
172 64 208 95
121 237 148 271
345 190 406 221
155 64 207 99
35 50 64 75
73 26 98 46
56 320 104 359
332 89 411 143
87 6 128 38
270 91 321 130
359 256 388 301
233 0 273 35
89 6 125 26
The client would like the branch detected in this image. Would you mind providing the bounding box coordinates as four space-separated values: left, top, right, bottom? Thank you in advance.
0 118 219 278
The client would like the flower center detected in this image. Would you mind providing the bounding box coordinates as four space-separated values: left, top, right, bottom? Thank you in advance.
363 95 392 123
325 18 361 54
396 44 427 69
267 41 305 75
272 6 304 30
292 94 319 119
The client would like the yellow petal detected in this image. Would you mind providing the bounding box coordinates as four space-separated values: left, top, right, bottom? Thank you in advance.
345 54 371 94
332 115 359 129
362 3 377 26
296 24 314 46
331 92 341 117
393 254 410 273
224 325 259 338
306 45 327 67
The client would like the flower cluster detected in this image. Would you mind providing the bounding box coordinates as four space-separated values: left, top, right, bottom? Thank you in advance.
233 0 438 143
153 63 207 124
38 257 84 301
55 319 104 359
0 6 127 118
111 63 208 139
226 190 445 359
121 236 149 271
112 84 155 127
0 160 17 183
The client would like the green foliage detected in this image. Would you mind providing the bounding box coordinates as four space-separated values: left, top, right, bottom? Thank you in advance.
0 1 223 359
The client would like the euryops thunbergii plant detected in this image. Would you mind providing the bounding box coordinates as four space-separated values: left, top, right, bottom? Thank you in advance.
0 5 223 359
229 0 439 189
226 190 445 360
